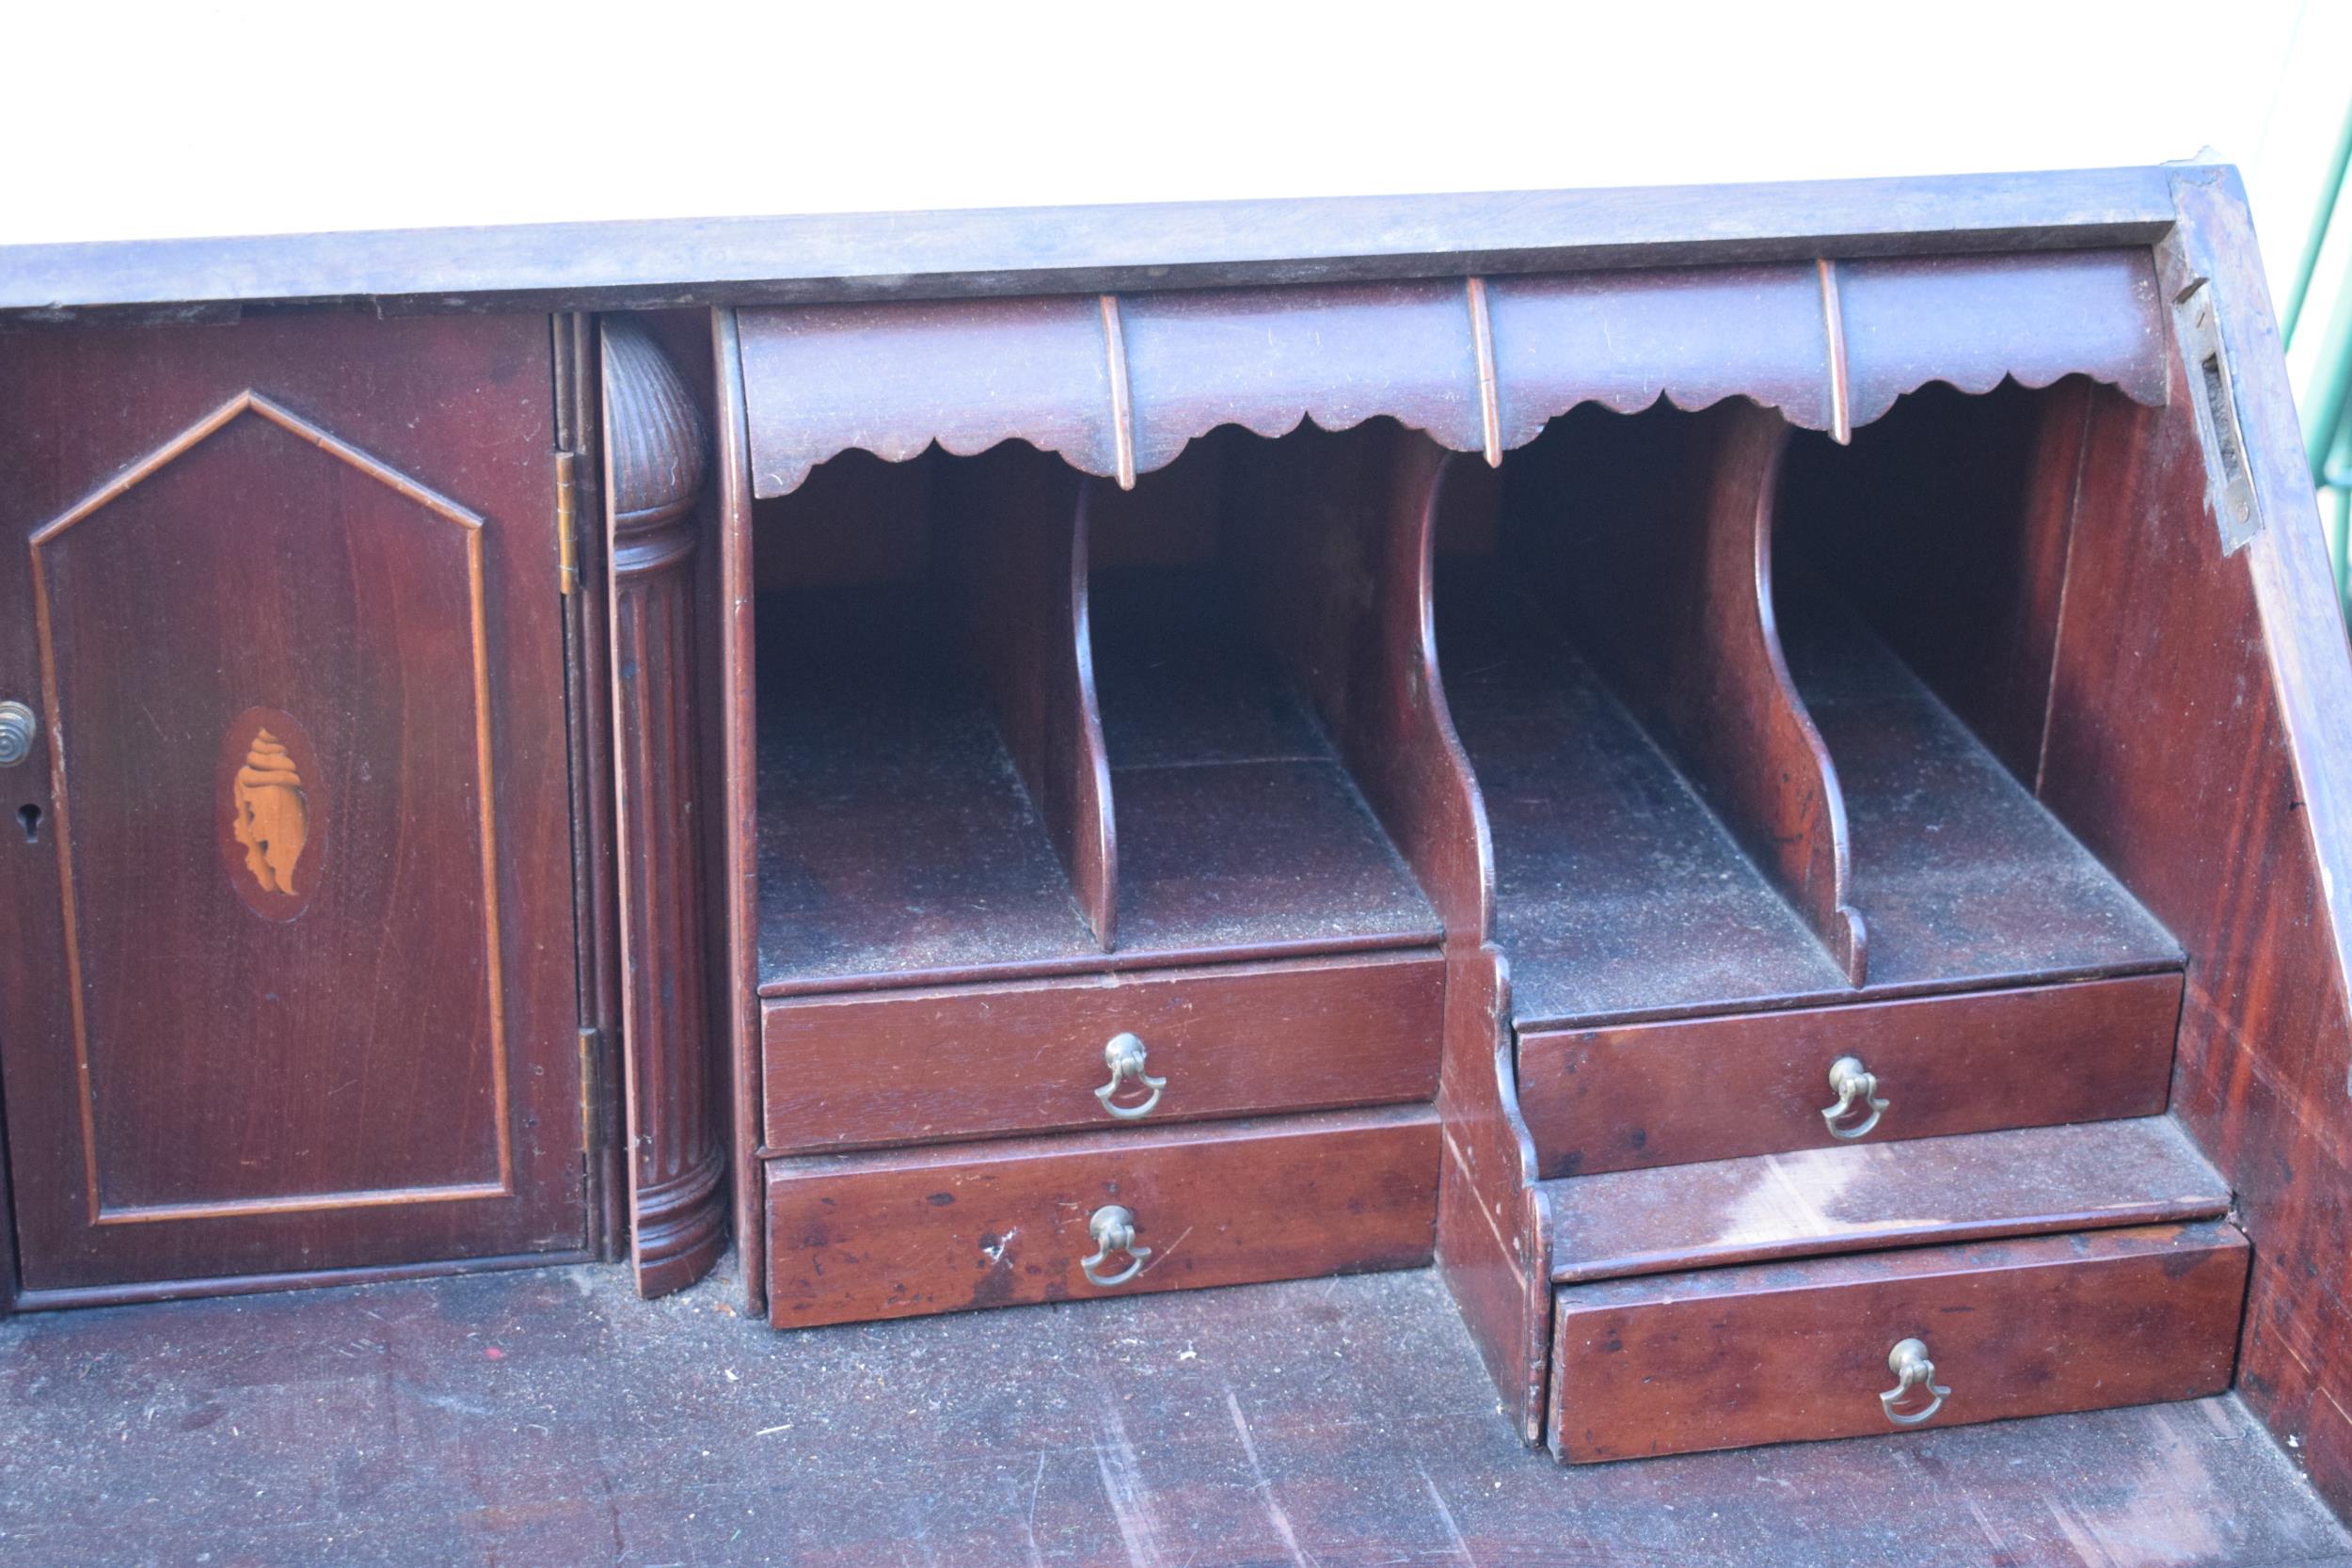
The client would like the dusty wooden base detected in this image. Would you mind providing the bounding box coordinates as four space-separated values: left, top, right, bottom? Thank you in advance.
0 1262 2344 1566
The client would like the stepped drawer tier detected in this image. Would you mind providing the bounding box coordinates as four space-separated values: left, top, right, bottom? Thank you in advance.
1518 973 2180 1179
1547 1220 2248 1463
763 1105 1438 1328
762 950 1444 1153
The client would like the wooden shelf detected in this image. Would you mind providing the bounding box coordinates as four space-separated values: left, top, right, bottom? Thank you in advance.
1439 562 1850 1025
755 583 1103 992
1781 581 2180 990
1092 566 1439 958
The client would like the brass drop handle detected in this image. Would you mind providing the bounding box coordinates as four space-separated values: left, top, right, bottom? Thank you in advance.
1879 1337 1950 1426
1820 1055 1888 1139
1093 1032 1167 1120
0 702 35 768
1080 1204 1151 1288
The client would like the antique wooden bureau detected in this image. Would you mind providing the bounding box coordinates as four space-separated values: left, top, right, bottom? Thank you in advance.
4 163 2352 1495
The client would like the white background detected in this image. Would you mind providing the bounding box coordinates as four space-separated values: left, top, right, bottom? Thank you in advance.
3 0 2347 323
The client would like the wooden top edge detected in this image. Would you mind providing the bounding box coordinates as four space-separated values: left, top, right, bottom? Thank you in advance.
0 163 2189 325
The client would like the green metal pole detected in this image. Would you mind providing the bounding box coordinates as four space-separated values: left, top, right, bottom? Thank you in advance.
2286 102 2352 346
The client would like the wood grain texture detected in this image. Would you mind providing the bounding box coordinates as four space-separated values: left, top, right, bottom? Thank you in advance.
8 1264 2342 1567
1779 377 2092 783
1549 1221 2248 1463
1119 280 1487 471
0 164 2183 323
763 949 1440 1152
1434 944 1555 1443
712 309 768 1317
0 312 585 1292
1540 401 1863 980
936 446 1115 946
1779 573 2181 991
1438 553 1852 1027
739 296 1119 497
602 317 726 1297
2026 166 2352 1517
1518 972 2182 1178
1836 249 2169 426
1226 420 1495 941
1545 1115 2230 1285
763 1105 1438 1328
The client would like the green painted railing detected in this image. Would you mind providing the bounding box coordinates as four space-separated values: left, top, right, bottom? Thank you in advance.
2288 104 2352 626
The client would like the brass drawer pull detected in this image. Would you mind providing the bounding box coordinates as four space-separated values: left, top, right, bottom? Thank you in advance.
1080 1204 1151 1288
1093 1032 1167 1120
1879 1337 1950 1426
0 702 35 768
1820 1055 1888 1139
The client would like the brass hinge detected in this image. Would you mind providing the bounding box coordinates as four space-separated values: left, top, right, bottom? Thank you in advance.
577 1024 604 1154
555 449 581 595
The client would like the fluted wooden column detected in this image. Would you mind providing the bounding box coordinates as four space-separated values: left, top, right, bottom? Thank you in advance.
602 317 727 1296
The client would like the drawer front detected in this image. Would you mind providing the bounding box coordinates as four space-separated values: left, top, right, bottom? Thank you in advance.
764 1105 1438 1328
762 949 1443 1152
1518 972 2180 1178
1548 1220 2247 1463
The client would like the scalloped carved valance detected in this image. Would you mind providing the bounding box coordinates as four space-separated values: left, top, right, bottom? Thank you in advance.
739 248 2166 499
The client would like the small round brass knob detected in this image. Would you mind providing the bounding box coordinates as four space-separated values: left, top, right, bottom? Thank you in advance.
0 702 36 768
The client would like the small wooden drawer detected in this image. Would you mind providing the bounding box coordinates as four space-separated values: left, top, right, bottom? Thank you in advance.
763 1104 1438 1328
1548 1220 2247 1463
1517 972 2180 1178
761 949 1443 1153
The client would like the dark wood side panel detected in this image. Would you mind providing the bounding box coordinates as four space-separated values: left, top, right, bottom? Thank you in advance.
763 950 1442 1152
1228 421 1495 940
1549 1220 2248 1463
1518 972 2180 1178
1546 1115 2231 1285
0 314 585 1291
937 448 1116 945
763 1105 1438 1328
601 318 726 1296
713 309 767 1316
1527 401 1864 981
2031 168 2352 1513
1433 945 1553 1442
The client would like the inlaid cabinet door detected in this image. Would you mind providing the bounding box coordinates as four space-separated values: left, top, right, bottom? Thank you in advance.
0 315 586 1298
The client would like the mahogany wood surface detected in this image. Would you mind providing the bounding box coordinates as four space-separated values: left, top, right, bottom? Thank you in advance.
1438 556 1851 1025
1434 945 1555 1444
1088 559 1439 958
1225 421 1495 940
0 165 2183 323
763 1105 1438 1328
762 949 1443 1152
712 308 769 1317
732 252 2166 502
1779 377 2092 782
1530 401 1863 980
1777 575 2180 990
0 313 586 1293
1518 971 2181 1178
8 1264 2344 1567
1546 1115 2230 1285
1549 1220 2248 1463
2022 168 2352 1515
937 447 1115 947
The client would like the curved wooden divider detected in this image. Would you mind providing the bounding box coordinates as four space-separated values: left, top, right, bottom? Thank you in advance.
936 446 1117 949
1549 400 1867 985
1225 420 1496 942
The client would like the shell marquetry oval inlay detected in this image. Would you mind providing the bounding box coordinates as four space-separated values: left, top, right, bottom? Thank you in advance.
218 706 325 920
